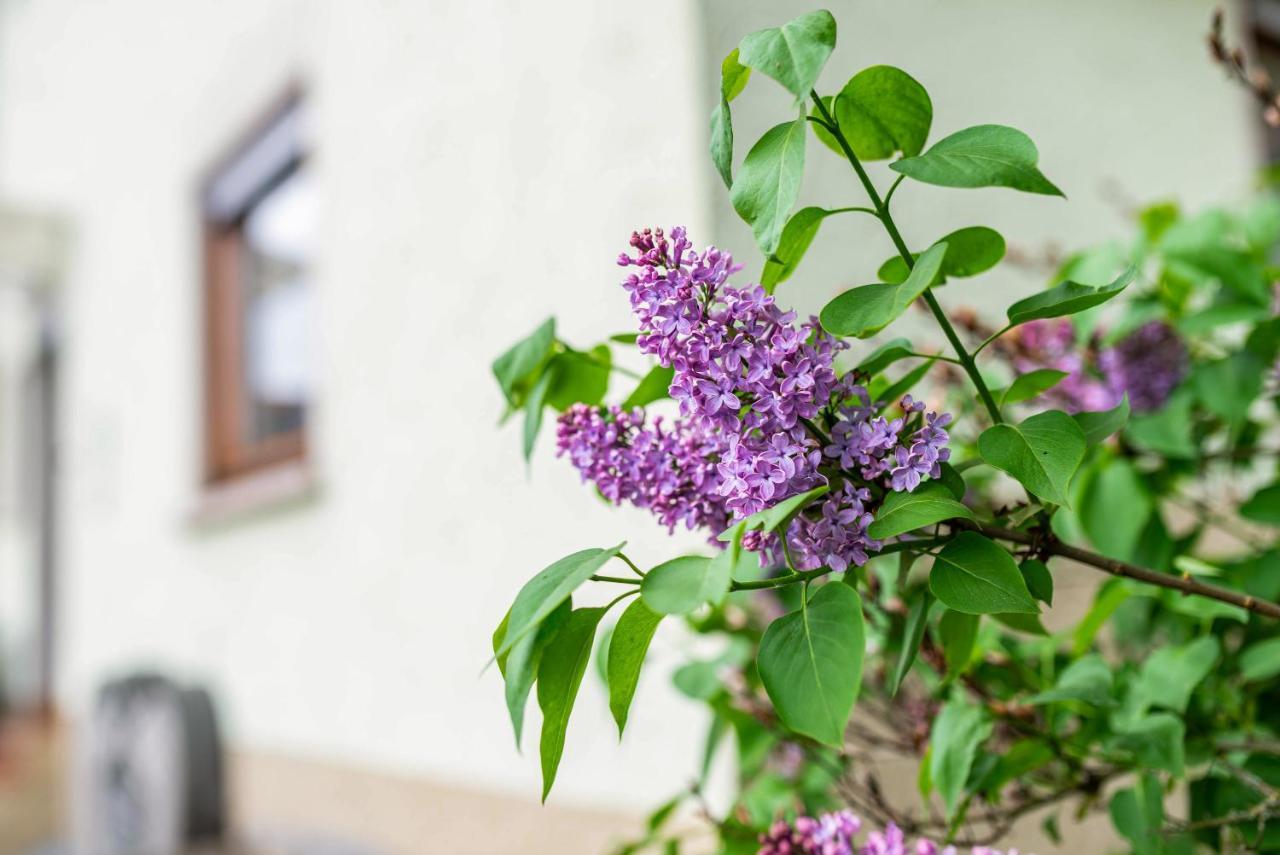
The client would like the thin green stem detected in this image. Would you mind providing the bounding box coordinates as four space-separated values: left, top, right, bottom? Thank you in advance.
883 174 906 209
828 205 883 218
972 323 1013 357
729 537 950 592
592 574 642 585
617 552 646 578
809 90 1004 426
904 350 963 365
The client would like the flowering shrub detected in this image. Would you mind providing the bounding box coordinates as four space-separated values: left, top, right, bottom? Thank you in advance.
490 9 1280 853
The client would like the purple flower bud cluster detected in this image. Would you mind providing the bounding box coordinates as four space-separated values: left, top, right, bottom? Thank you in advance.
1006 318 1187 415
758 812 1026 855
555 404 732 536
555 227 955 571
1097 320 1188 413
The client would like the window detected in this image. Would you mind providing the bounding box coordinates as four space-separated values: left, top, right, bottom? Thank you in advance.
201 93 316 486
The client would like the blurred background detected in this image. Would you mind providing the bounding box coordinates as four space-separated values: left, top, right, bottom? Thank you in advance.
0 0 1268 852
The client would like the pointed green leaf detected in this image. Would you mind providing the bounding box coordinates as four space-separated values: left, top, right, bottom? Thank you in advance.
867 481 974 539
493 317 556 406
1030 654 1114 706
757 583 866 747
991 611 1049 635
820 242 949 338
929 696 993 818
641 554 731 615
740 485 829 536
978 410 1085 506
607 598 664 737
761 206 835 291
1006 266 1135 326
495 544 623 658
710 49 751 189
1021 558 1053 605
547 346 610 410
730 117 808 256
888 589 932 696
521 366 554 460
929 532 1038 615
999 369 1068 406
830 65 932 161
878 226 1005 285
1112 714 1185 776
939 610 979 678
621 365 674 410
501 599 572 748
855 337 914 375
537 606 608 801
1072 395 1129 446
890 124 1063 196
736 10 836 101
1240 636 1280 682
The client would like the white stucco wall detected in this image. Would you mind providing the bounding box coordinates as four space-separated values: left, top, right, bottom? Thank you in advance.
0 0 1261 822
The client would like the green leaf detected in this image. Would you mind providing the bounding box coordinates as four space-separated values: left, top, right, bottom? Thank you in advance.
607 598 664 737
820 242 949 338
1072 580 1129 656
495 545 623 658
867 482 974 539
878 226 1005 285
929 532 1038 615
856 337 914 375
493 317 556 406
890 124 1064 196
1021 558 1053 605
830 65 932 160
929 696 993 818
991 611 1049 636
977 410 1085 507
739 485 830 537
938 610 978 678
537 605 608 801
522 368 553 460
1113 714 1185 776
1006 266 1135 326
761 207 835 291
621 365 674 410
757 583 866 747
736 10 836 101
1126 390 1196 458
938 463 967 501
1109 774 1165 855
1029 654 1114 706
1194 352 1263 425
1080 459 1151 561
999 369 1067 406
730 118 808 256
875 358 934 405
1072 395 1130 446
1130 636 1219 716
642 555 727 615
500 599 572 749
710 49 750 189
888 589 931 696
547 346 610 410
1239 636 1280 682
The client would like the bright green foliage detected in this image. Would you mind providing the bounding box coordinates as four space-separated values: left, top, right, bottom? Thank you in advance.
929 532 1039 615
819 242 948 337
641 556 725 615
978 410 1085 506
1081 458 1151 561
1006 266 1135 325
497 598 571 748
607 599 664 737
826 65 932 160
621 365 674 409
888 589 931 696
761 207 837 290
496 545 623 659
855 337 914 375
1073 395 1130 446
891 124 1064 196
493 317 555 407
711 49 751 189
757 583 865 746
867 481 973 539
999 368 1067 406
878 226 1005 284
1020 558 1053 605
929 696 993 818
1030 654 1114 706
537 606 608 801
938 609 978 678
737 10 836 101
730 118 807 256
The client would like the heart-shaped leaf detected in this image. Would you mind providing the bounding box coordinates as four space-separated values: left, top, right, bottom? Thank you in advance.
978 410 1085 506
829 65 932 160
737 10 836 101
1073 395 1130 446
820 242 948 338
757 583 866 746
929 532 1038 615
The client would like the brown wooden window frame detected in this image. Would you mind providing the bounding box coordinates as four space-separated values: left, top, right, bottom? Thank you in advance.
200 89 310 487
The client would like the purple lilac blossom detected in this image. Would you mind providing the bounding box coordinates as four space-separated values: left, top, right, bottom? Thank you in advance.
1097 320 1187 413
1008 319 1114 414
557 227 954 571
757 811 1025 855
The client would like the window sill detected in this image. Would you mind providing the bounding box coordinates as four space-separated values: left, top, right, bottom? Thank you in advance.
188 459 319 530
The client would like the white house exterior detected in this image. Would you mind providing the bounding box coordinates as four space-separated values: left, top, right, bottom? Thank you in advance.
0 0 1259 851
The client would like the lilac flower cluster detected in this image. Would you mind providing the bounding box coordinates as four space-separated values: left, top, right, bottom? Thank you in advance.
758 811 1026 855
556 227 954 571
1097 320 1188 412
1006 318 1186 414
555 404 731 536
